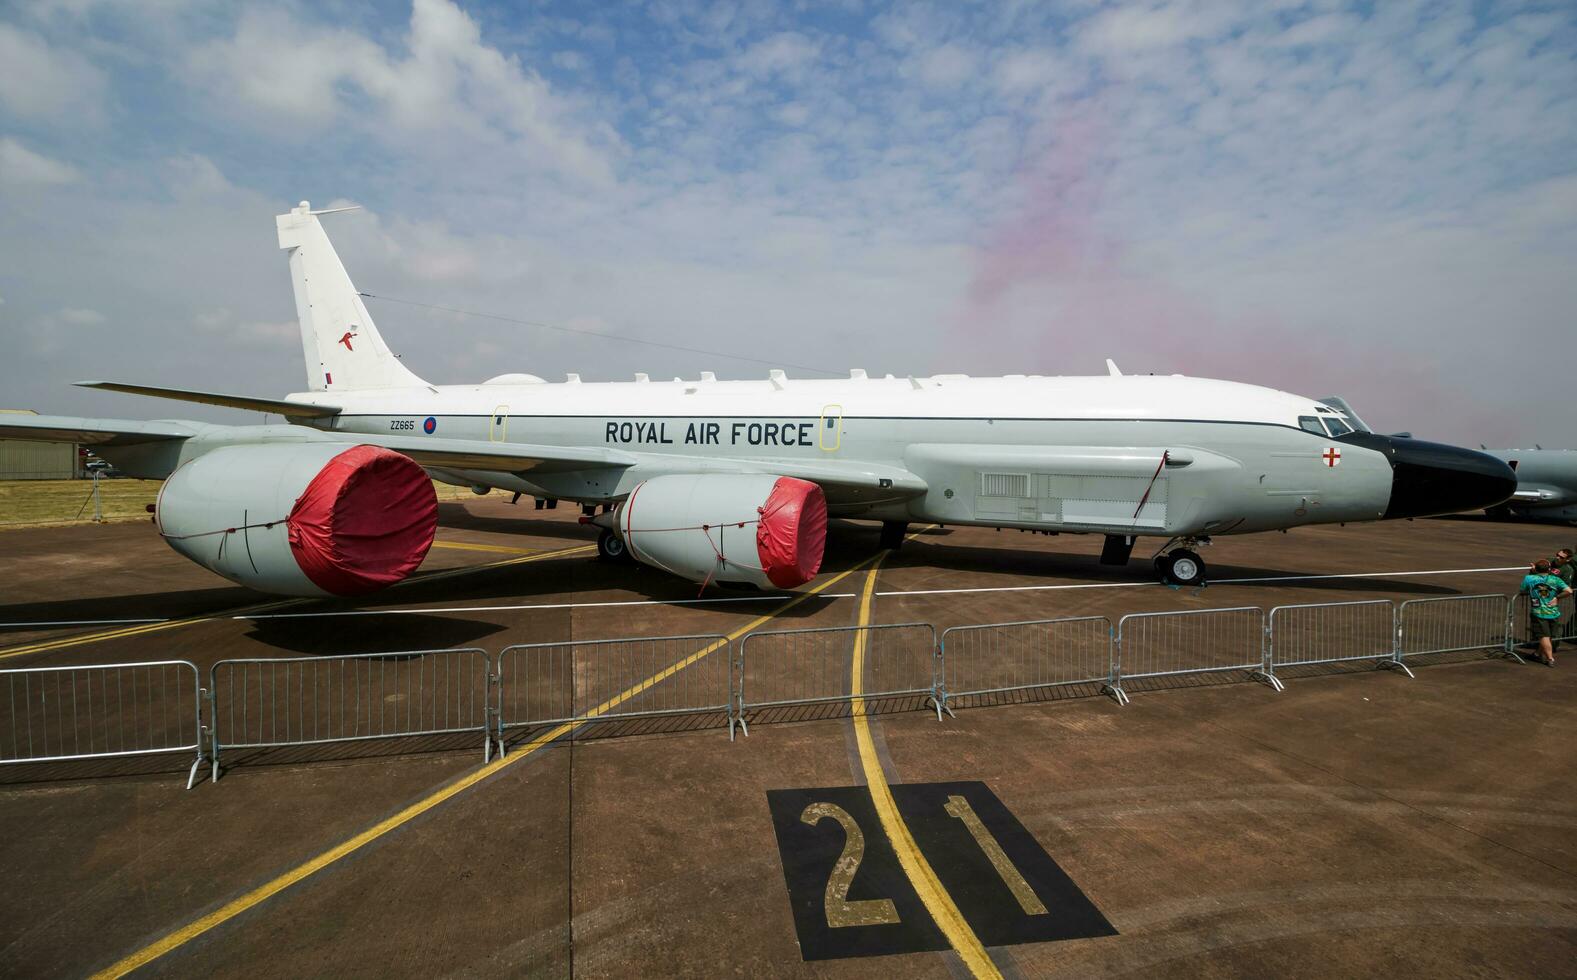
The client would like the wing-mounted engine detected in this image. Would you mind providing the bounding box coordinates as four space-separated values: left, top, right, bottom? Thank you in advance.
156 444 437 597
614 474 827 589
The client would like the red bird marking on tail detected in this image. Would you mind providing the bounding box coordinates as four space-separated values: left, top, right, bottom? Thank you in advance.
339 331 355 351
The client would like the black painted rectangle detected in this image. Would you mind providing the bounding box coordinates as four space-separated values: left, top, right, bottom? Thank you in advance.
766 785 948 961
768 781 1115 961
891 780 1117 947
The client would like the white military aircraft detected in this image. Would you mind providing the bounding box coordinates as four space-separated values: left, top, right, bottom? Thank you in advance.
1480 447 1577 524
0 202 1516 597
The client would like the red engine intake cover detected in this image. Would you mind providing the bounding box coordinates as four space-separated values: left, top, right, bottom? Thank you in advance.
754 477 828 588
286 445 437 596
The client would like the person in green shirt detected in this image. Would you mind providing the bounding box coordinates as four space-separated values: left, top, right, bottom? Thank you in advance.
1555 548 1575 588
1522 558 1573 667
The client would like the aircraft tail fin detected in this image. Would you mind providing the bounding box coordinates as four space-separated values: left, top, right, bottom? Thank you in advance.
276 202 428 392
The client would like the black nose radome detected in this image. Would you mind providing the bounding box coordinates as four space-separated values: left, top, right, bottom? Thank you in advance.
1344 433 1518 519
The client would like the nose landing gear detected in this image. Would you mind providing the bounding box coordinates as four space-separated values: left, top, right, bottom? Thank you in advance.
1153 538 1210 586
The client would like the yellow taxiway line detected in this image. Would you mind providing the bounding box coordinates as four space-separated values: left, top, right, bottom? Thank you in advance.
89 555 876 978
848 550 1002 980
0 544 594 663
426 539 547 555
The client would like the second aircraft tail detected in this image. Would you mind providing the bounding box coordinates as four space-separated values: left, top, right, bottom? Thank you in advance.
276 202 428 392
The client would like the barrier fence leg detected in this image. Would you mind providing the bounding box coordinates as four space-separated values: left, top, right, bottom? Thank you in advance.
209 685 222 784
1379 657 1415 678
930 642 954 721
728 649 748 741
483 664 496 764
187 684 207 790
1103 636 1129 706
1501 596 1528 664
1257 625 1285 693
1376 609 1414 677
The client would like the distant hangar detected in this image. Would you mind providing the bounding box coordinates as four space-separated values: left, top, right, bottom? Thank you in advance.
0 410 82 480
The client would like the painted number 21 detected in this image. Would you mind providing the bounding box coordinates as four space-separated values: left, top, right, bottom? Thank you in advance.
799 796 1048 928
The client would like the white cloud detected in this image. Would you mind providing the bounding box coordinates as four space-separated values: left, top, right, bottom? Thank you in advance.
1079 3 1223 54
185 0 619 184
0 137 80 185
0 23 105 120
737 31 820 77
914 42 979 88
993 49 1073 96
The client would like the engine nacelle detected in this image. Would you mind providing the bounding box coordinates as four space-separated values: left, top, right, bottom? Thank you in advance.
617 474 827 589
156 443 437 597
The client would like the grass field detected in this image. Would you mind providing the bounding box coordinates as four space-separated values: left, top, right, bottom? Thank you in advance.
0 478 481 528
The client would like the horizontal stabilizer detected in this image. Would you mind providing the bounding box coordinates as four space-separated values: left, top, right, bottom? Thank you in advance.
76 382 340 419
0 413 196 446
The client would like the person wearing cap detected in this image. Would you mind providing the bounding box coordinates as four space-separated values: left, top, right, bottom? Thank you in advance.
1522 558 1573 667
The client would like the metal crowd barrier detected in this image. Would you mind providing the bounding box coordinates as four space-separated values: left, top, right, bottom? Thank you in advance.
1508 593 1577 651
1115 606 1278 694
1267 600 1410 680
495 633 731 749
0 660 205 788
939 616 1125 708
1396 594 1516 664
209 648 492 781
733 623 940 738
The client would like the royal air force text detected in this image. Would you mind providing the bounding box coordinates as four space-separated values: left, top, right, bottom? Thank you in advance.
605 420 817 447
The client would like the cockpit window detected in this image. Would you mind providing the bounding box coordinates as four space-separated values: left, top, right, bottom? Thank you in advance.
1298 416 1326 435
1324 417 1354 437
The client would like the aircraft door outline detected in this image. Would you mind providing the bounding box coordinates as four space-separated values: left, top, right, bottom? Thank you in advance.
490 405 509 442
819 404 843 452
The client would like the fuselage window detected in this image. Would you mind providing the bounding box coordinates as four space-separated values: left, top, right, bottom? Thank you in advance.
1298 416 1325 435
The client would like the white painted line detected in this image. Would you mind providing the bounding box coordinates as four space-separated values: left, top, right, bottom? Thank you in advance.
879 581 1151 598
1213 566 1527 585
877 566 1529 598
236 593 863 621
0 617 171 628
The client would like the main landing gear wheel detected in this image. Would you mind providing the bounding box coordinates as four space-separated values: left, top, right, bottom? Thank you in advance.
597 529 634 563
1158 549 1206 586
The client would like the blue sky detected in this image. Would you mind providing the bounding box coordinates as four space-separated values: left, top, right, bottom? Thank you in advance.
2 0 1575 444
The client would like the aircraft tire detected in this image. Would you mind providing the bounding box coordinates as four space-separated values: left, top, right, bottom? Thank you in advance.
598 529 634 563
1165 549 1206 586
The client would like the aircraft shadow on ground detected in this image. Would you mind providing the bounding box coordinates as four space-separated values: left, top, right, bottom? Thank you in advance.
0 584 265 632
4 521 1503 637
240 613 507 655
436 502 594 541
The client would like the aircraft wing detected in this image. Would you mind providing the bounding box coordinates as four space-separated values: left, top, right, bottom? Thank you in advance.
361 434 638 474
0 413 197 446
1512 485 1573 504
744 457 928 498
355 435 924 496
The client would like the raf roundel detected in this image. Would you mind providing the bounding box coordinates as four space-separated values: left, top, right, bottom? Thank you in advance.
423 417 437 434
